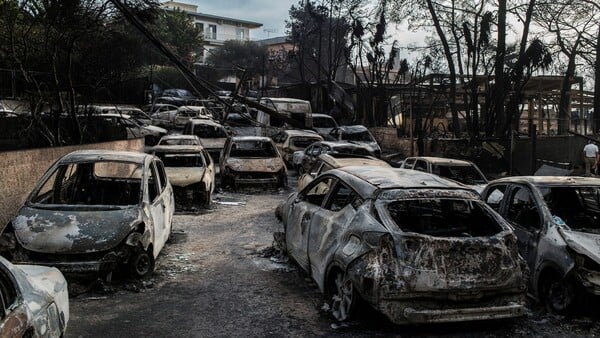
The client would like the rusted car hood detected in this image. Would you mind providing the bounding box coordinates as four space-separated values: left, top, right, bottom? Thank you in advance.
13 206 140 254
225 158 284 172
166 167 206 187
385 232 523 291
201 138 226 150
560 229 600 264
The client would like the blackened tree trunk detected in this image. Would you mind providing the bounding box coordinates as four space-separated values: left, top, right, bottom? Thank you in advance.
494 0 507 136
426 0 459 137
558 38 580 134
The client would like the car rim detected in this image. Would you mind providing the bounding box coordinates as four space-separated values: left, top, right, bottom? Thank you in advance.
136 254 150 275
331 274 353 321
547 279 574 313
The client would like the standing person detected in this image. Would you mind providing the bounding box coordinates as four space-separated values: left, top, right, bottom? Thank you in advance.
582 140 599 176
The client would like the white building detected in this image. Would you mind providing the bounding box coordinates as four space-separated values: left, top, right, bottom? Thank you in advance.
161 1 262 64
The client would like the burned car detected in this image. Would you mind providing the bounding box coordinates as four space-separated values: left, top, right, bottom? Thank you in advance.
220 136 287 189
4 150 174 278
278 166 527 324
297 153 390 191
402 156 488 193
183 119 229 166
153 144 215 207
295 141 375 175
271 129 323 167
156 134 202 146
482 176 600 314
0 256 69 337
328 125 381 158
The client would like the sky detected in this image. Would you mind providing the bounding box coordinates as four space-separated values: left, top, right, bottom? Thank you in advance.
185 0 297 40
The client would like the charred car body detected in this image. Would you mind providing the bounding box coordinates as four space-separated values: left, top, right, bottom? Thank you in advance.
183 119 229 166
271 130 323 167
0 256 69 337
3 150 174 278
220 136 287 189
482 176 600 313
402 156 488 193
327 125 381 158
278 167 527 324
153 143 215 207
295 141 373 174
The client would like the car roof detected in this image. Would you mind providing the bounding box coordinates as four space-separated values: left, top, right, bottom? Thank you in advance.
282 129 322 137
489 176 600 187
406 156 474 165
152 145 206 153
312 113 335 119
335 125 368 132
59 150 150 164
160 135 199 140
232 136 272 142
96 113 132 119
317 141 367 148
319 154 389 168
333 166 471 191
260 97 309 103
187 119 222 127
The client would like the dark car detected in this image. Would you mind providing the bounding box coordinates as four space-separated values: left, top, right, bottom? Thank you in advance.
482 176 600 314
277 166 527 324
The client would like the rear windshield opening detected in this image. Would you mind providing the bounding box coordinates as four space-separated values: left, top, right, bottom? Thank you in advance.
313 117 336 128
387 199 502 237
332 146 371 156
432 164 487 185
230 140 277 158
193 125 227 138
155 153 204 168
291 137 319 148
342 131 374 142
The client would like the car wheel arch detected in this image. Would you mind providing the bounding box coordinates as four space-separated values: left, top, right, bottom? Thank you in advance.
534 260 574 298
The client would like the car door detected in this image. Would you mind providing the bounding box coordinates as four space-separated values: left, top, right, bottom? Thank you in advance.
0 267 28 337
307 180 361 283
201 149 215 193
402 157 416 169
147 160 171 257
503 184 542 267
285 176 336 272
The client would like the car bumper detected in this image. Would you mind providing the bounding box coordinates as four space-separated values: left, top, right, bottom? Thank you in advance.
235 177 279 184
12 251 122 273
577 269 600 295
376 293 525 324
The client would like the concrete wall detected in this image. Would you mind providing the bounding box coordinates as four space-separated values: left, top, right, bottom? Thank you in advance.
0 138 145 229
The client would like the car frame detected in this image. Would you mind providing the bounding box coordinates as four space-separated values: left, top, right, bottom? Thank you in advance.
481 176 600 314
152 144 215 207
5 150 174 278
327 125 381 158
220 136 287 189
296 141 374 174
271 129 323 167
278 166 527 324
0 256 69 337
401 156 488 193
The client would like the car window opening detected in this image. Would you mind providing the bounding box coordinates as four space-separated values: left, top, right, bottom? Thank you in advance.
541 186 600 234
432 164 487 185
230 140 277 158
155 153 205 168
387 198 503 237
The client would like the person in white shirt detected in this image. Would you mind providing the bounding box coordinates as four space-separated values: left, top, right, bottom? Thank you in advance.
582 140 599 176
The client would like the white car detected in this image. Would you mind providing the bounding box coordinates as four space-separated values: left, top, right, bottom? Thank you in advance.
0 256 69 336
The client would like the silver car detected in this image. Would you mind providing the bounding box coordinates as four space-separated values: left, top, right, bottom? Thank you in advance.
278 166 527 324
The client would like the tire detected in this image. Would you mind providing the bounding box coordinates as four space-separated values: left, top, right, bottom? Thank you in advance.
328 271 358 322
129 247 155 279
203 190 212 208
541 274 577 315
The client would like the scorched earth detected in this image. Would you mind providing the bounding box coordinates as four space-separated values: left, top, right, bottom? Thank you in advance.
67 185 600 337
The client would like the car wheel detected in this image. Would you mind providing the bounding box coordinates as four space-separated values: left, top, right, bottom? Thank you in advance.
329 271 357 322
542 275 576 315
129 247 155 279
203 190 212 208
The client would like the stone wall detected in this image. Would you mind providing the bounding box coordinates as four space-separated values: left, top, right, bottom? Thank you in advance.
0 138 145 228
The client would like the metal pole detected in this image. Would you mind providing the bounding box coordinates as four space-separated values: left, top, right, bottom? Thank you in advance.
409 95 414 156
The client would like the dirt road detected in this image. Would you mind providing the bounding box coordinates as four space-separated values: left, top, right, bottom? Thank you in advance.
67 188 600 337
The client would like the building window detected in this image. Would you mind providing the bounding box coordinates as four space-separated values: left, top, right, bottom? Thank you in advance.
236 28 245 40
196 22 204 32
207 24 217 40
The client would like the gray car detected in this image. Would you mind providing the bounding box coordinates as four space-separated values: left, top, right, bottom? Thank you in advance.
277 166 527 324
482 176 600 314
